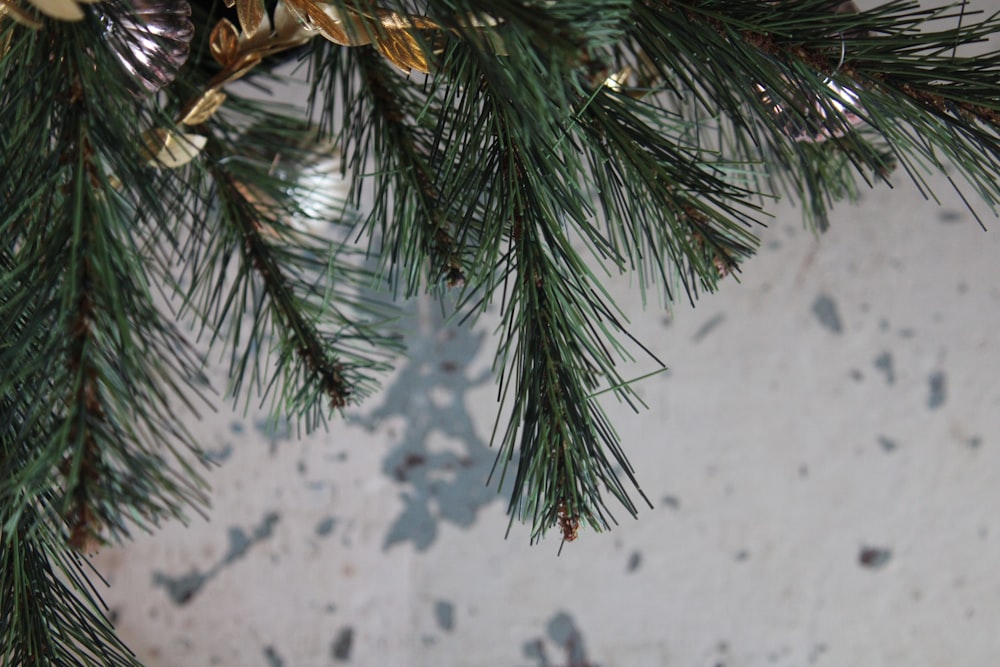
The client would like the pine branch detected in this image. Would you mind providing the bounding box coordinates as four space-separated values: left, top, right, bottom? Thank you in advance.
176 101 400 429
2 507 141 666
496 197 656 542
352 47 467 289
574 84 761 303
624 1 1000 226
1 17 211 662
435 33 664 541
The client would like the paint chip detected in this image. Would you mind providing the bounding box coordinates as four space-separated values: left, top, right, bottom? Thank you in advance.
692 313 725 343
315 516 336 537
811 294 843 334
859 546 892 569
331 627 354 661
152 569 207 605
626 551 642 573
873 351 895 385
263 646 284 667
877 435 898 453
927 371 947 410
433 600 455 632
661 495 681 510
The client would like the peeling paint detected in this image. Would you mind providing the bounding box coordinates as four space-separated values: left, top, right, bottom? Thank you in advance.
523 611 597 667
811 294 843 334
352 307 504 552
877 435 898 453
626 551 642 573
315 516 336 537
928 371 947 410
263 645 284 667
204 442 234 464
873 351 895 385
254 417 291 441
152 512 281 605
859 546 892 569
331 626 354 662
434 600 455 632
660 495 681 510
152 569 207 605
692 313 725 343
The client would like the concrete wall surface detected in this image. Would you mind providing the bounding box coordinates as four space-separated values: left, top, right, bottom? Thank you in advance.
91 4 1000 665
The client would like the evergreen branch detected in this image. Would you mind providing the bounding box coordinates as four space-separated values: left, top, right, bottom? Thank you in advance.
637 1 1000 224
1 19 213 663
439 36 662 541
616 1 893 230
1 507 141 666
493 146 654 542
0 18 210 551
573 83 762 304
179 105 399 428
353 47 466 289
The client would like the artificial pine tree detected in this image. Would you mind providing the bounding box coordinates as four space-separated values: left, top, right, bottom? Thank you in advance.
1 0 999 662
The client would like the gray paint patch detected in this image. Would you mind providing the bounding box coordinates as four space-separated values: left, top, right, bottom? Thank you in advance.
254 417 291 441
315 516 336 537
223 512 280 566
626 551 642 573
859 546 892 569
692 313 725 343
331 627 354 662
660 495 681 510
967 436 983 449
152 569 208 605
433 600 455 632
263 646 284 667
928 371 947 409
523 611 597 667
877 435 898 452
204 443 233 464
351 308 504 552
153 512 280 605
873 351 895 385
811 294 843 334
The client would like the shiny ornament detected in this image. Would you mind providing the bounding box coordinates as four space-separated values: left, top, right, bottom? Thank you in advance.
758 0 867 143
102 0 193 97
758 78 864 143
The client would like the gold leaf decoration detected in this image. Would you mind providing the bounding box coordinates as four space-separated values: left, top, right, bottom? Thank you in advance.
179 88 227 125
0 0 99 24
209 17 240 67
371 8 438 73
172 0 504 130
143 128 207 168
0 1 44 29
235 0 265 40
272 0 312 45
284 0 370 47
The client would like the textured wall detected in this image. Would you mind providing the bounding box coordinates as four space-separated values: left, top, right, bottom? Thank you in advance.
92 6 1000 666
